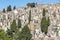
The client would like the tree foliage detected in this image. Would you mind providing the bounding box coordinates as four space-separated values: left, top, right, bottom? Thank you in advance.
27 3 36 8
7 5 12 12
42 8 45 16
18 19 21 28
41 17 50 34
7 29 13 37
3 8 5 13
7 20 17 39
7 20 18 40
29 10 31 24
18 24 32 40
13 6 16 10
41 8 50 34
10 20 17 32
6 20 32 40
0 29 12 40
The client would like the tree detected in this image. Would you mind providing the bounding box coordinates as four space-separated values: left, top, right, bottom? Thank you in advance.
13 6 16 10
18 19 21 28
7 20 21 40
7 20 17 36
3 8 5 13
27 3 36 8
6 20 32 40
18 24 32 40
41 8 50 34
42 8 45 16
41 17 48 34
0 29 5 40
5 34 13 40
7 5 12 12
47 17 50 26
7 29 13 37
29 10 31 24
0 29 12 40
10 20 17 32
7 20 17 40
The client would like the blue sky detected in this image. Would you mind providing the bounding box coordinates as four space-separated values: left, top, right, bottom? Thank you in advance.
0 0 60 10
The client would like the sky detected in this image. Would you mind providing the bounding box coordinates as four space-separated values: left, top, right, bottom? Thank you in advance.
0 0 60 10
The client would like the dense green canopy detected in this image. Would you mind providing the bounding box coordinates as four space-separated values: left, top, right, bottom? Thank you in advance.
7 20 32 40
41 8 50 34
41 17 50 34
10 20 17 32
27 3 36 8
0 29 12 40
18 24 32 40
7 5 12 12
